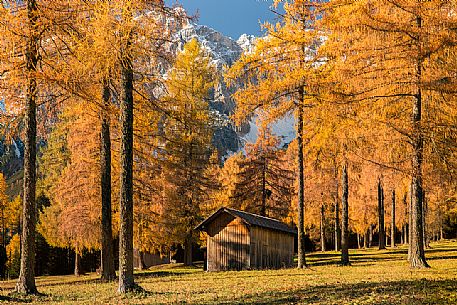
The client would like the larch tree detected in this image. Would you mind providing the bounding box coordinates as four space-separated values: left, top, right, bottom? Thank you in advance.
55 0 172 290
5 196 22 240
0 0 42 294
0 0 40 293
217 153 243 207
0 173 8 248
378 178 386 250
226 0 325 269
391 189 396 248
323 0 457 268
49 0 174 287
341 163 350 266
38 101 104 276
1 0 83 292
160 38 217 266
230 126 294 219
112 0 173 292
349 164 378 249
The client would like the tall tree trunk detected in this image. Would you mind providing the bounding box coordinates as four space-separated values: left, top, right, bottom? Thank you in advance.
100 83 116 282
401 225 404 245
341 164 350 266
403 192 408 244
15 0 39 294
408 183 413 261
74 252 82 276
409 15 429 268
297 91 306 268
368 224 373 248
334 164 341 252
378 179 385 250
423 190 430 249
357 233 361 249
118 29 136 292
320 204 326 252
391 190 396 248
364 229 369 248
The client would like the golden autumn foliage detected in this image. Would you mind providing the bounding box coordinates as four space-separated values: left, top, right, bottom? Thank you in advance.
38 101 111 253
6 233 20 275
0 0 456 290
159 39 217 263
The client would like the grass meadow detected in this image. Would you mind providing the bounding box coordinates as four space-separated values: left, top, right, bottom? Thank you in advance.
1 240 457 304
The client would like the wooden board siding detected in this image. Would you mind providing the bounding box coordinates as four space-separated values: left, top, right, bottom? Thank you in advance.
206 213 250 271
250 226 294 269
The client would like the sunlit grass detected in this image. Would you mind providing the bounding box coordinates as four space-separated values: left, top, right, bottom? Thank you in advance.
1 240 457 304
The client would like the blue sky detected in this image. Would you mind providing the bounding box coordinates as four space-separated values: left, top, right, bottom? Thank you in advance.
165 0 277 39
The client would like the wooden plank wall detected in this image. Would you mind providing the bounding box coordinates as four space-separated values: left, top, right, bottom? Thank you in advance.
206 213 250 271
250 226 294 269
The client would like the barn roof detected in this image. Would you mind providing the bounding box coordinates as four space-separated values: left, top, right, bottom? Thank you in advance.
195 207 297 235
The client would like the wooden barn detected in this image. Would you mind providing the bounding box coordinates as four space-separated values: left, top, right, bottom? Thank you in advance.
195 207 296 271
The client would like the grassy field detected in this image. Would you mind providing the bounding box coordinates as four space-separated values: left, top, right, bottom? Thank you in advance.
1 240 457 304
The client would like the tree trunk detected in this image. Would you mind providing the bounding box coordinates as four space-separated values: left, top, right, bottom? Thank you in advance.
100 83 116 282
423 191 430 249
391 190 396 248
364 229 369 248
118 29 136 292
405 223 409 244
408 183 413 261
403 192 408 244
440 226 444 240
184 235 193 266
15 0 39 295
1 209 5 249
401 225 404 245
74 252 82 276
297 91 306 268
320 204 326 252
341 164 350 266
138 251 146 271
409 15 429 267
357 233 361 249
260 158 267 217
368 224 373 248
334 164 341 252
378 179 385 250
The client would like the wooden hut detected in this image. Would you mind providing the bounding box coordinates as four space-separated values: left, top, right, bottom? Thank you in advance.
195 207 296 271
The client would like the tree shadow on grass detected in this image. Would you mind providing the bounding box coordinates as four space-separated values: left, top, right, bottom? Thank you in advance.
308 246 457 267
135 270 195 279
36 277 101 288
0 295 32 303
427 255 457 261
190 278 457 305
1 291 49 304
